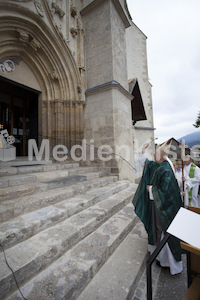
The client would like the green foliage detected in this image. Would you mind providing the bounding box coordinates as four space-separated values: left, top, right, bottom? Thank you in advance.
193 110 200 128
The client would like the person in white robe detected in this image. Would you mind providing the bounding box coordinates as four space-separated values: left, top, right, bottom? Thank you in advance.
183 155 200 207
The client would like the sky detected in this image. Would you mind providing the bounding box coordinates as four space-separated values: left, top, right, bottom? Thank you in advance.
126 0 200 144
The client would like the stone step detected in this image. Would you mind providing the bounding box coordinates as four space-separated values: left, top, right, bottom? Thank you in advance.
0 180 131 250
0 174 36 189
0 158 52 167
0 189 137 299
5 203 138 300
77 221 148 300
34 172 100 190
0 176 118 222
32 165 99 179
0 162 80 177
0 167 18 177
0 183 41 201
0 165 100 190
0 168 101 201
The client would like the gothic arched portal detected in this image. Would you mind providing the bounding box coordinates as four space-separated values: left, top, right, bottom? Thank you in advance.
0 1 85 157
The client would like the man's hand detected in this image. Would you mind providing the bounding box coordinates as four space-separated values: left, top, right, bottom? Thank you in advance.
146 185 150 192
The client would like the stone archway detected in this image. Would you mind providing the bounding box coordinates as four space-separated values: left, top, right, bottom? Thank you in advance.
0 1 85 155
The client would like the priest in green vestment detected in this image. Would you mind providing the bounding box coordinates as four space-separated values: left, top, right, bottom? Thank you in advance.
132 142 183 275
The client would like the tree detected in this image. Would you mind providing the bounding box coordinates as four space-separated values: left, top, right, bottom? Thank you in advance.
193 110 200 128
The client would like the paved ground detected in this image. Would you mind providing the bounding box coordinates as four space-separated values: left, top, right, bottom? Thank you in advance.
132 254 187 300
132 260 161 300
154 254 187 300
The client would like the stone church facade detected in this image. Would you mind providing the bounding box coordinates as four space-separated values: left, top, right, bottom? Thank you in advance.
0 0 154 182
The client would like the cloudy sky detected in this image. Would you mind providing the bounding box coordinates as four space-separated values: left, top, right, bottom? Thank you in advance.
126 0 200 144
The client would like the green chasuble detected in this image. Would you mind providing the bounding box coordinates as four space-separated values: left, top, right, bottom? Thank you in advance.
132 158 183 261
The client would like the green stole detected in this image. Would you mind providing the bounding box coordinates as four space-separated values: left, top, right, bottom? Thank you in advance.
132 158 183 261
188 163 196 205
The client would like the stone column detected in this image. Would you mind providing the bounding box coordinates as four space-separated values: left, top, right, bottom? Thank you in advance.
54 99 65 146
82 0 134 181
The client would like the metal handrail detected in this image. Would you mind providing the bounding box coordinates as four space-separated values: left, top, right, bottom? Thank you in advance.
146 233 171 300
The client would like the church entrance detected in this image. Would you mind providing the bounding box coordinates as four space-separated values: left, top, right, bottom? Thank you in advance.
0 77 39 156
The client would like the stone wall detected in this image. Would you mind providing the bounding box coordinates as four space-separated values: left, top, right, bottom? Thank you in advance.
82 0 134 181
126 21 155 179
126 22 154 128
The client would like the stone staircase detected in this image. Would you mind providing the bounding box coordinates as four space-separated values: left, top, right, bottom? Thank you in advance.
0 161 148 300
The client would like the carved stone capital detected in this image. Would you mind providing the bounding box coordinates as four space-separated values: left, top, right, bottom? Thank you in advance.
50 100 55 107
17 29 41 52
30 38 41 51
78 65 85 71
72 100 78 107
17 29 30 44
77 100 85 106
50 70 59 80
70 5 77 18
54 99 64 105
70 27 78 38
64 100 71 107
52 2 65 18
77 85 82 94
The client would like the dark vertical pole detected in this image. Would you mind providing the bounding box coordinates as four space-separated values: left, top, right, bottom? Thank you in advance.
186 251 191 288
147 260 153 300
